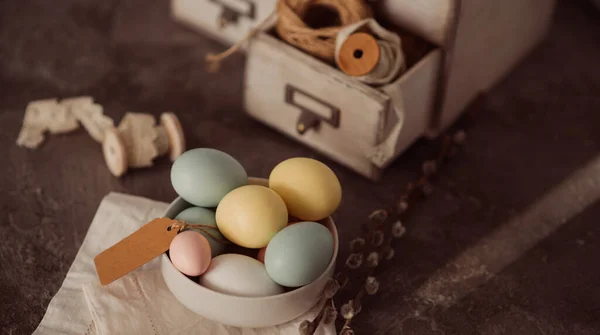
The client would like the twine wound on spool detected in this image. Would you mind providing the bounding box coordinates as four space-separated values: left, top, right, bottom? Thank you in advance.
205 2 405 86
102 112 185 177
205 0 373 70
335 19 407 85
336 32 380 76
275 0 373 62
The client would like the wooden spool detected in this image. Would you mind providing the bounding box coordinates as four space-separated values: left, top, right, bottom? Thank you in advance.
102 112 185 177
336 32 381 77
160 112 186 161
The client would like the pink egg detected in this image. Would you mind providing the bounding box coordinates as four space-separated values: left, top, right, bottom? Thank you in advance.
169 231 212 276
256 247 266 263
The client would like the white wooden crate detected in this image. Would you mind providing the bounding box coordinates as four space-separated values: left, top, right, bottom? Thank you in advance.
242 0 556 180
173 0 557 180
244 32 441 180
171 0 276 46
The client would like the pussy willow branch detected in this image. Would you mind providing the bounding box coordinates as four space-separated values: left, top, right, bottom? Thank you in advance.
302 93 484 335
338 133 461 333
300 133 460 335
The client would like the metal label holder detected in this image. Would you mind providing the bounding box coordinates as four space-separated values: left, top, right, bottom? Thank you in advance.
284 84 341 135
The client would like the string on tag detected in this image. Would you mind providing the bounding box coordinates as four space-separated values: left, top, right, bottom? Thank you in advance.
168 220 232 245
94 217 231 286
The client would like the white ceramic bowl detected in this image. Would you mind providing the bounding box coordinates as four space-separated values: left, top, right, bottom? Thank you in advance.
160 177 339 328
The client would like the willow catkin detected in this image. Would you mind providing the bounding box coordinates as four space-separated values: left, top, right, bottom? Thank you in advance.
276 0 373 62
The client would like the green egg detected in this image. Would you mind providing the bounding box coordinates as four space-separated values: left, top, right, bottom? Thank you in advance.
264 221 334 287
175 206 227 257
170 148 248 207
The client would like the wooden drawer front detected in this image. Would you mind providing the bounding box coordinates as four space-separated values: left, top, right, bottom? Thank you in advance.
244 33 391 178
171 0 276 46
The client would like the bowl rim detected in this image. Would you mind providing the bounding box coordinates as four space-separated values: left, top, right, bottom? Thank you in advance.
161 178 340 301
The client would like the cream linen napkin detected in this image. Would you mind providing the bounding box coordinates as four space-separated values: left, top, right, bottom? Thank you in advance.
33 192 335 335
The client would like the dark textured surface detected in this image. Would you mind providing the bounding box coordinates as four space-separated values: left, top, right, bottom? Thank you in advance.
1 0 600 334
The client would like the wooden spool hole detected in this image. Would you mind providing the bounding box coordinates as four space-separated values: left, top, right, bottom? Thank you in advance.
336 32 380 77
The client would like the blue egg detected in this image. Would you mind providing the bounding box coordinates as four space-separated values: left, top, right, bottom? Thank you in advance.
170 148 247 207
264 221 334 287
175 206 227 257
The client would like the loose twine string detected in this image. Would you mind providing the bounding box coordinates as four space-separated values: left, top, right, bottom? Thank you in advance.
205 0 374 70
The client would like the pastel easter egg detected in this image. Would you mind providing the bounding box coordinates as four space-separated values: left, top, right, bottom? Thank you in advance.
175 206 227 257
170 148 247 207
264 221 334 287
269 157 341 221
256 219 300 263
216 185 288 248
199 254 284 297
169 231 212 276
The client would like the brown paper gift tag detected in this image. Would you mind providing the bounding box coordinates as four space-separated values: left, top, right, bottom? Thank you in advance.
94 217 179 286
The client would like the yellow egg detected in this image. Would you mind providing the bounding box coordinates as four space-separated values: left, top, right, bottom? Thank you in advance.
215 185 288 248
269 157 342 221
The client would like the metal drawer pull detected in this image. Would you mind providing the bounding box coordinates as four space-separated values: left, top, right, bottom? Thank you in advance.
209 0 256 28
284 84 340 135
